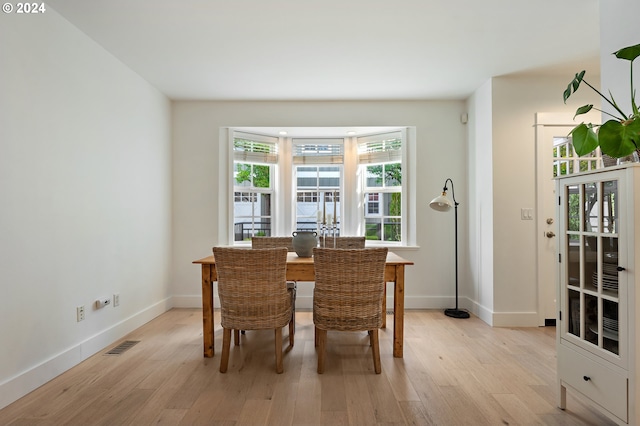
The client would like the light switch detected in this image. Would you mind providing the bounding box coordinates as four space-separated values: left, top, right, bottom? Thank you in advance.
521 208 533 220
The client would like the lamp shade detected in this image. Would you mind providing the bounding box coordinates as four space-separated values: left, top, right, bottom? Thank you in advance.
429 193 453 212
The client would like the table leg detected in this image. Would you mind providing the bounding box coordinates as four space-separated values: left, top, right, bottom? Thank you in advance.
202 264 214 357
382 285 387 328
393 265 405 358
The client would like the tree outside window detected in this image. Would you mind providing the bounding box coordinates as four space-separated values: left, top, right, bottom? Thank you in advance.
364 163 401 241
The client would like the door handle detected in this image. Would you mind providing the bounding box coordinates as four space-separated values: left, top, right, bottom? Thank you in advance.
545 231 556 238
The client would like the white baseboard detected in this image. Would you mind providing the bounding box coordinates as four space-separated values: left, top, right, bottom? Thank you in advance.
490 311 540 327
168 293 475 313
0 298 173 410
167 294 541 327
168 294 459 311
171 294 203 308
468 299 540 327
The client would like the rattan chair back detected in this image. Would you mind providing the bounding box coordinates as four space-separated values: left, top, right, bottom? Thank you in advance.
213 247 291 331
212 247 293 373
313 247 387 332
321 236 366 249
250 235 298 339
251 236 294 251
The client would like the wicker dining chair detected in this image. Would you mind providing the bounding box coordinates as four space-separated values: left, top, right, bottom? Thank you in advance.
314 236 387 346
312 247 388 374
320 236 366 249
251 236 297 342
212 247 294 374
251 236 295 251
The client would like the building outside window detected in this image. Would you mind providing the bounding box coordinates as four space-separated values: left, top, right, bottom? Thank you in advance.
293 139 343 233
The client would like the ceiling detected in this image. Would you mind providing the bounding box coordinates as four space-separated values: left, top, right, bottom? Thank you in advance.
47 0 601 102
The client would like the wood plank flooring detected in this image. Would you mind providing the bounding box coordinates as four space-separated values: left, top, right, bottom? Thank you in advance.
0 309 616 425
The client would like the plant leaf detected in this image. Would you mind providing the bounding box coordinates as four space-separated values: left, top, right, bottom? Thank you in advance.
613 43 640 61
570 123 599 156
574 104 593 119
563 70 586 103
599 118 640 157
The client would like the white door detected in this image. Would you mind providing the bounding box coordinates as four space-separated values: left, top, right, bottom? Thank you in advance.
535 112 601 326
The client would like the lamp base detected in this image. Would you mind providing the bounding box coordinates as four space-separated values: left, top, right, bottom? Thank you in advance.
444 308 470 319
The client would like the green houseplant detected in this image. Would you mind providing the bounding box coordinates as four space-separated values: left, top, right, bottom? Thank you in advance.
563 42 640 158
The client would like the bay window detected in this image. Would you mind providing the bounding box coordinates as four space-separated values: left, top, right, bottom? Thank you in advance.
229 128 412 246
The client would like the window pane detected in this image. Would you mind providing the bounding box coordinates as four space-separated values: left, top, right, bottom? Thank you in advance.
319 177 340 187
584 183 598 232
584 235 597 292
384 218 401 242
366 165 383 187
297 177 318 187
567 234 580 287
235 163 252 187
296 190 320 230
568 289 580 337
603 298 619 355
233 218 272 241
602 180 617 233
365 192 381 217
384 163 402 186
567 185 580 232
254 165 270 188
384 193 401 216
234 163 271 189
365 218 381 241
295 165 341 232
233 192 272 241
585 293 598 346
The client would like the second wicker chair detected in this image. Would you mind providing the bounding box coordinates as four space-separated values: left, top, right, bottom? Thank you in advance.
312 247 388 374
320 236 365 249
251 236 297 342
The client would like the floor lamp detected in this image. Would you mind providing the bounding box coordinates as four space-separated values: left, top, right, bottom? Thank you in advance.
430 178 470 319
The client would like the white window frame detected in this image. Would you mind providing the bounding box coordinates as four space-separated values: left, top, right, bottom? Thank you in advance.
230 132 278 244
292 138 344 233
225 127 416 247
358 131 405 245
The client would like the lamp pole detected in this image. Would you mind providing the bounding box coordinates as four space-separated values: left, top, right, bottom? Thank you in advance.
431 178 469 319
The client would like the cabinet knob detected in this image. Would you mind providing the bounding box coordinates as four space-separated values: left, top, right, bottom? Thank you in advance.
583 375 591 382
617 266 626 271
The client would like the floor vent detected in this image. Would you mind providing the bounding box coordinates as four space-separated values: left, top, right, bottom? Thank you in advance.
104 340 140 356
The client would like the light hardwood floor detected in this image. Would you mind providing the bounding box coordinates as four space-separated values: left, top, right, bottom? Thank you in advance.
0 309 616 425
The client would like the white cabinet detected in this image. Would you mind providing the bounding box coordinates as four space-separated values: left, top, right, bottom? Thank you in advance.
556 164 640 425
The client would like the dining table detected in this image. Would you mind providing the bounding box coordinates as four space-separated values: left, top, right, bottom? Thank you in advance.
193 250 414 358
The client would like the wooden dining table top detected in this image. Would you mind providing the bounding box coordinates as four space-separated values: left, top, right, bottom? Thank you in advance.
193 250 414 266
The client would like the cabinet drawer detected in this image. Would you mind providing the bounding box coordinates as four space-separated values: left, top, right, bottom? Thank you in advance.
558 343 627 422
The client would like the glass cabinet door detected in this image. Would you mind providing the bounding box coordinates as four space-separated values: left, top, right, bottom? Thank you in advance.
563 178 620 357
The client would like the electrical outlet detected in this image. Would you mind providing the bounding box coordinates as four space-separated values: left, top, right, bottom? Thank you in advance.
113 293 120 307
76 306 85 322
95 298 111 309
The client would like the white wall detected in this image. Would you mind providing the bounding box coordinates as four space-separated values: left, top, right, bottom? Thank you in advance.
467 74 601 326
467 79 495 324
599 0 639 118
0 8 172 408
170 101 469 310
